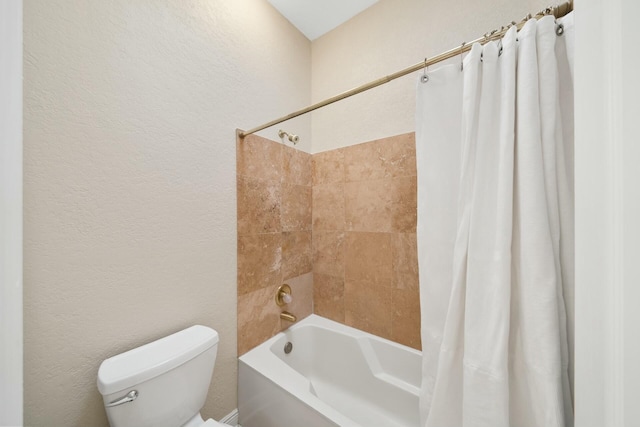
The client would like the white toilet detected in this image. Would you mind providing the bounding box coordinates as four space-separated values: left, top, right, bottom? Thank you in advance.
97 325 228 427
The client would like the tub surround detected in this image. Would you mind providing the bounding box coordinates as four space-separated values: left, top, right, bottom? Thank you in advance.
237 134 313 355
237 132 420 355
312 133 420 350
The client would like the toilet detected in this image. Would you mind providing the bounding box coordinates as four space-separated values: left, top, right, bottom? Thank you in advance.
97 325 228 427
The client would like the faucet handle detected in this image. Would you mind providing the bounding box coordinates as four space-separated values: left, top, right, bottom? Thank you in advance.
275 284 292 306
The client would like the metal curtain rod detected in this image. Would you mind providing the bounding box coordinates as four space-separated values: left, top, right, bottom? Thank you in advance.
238 0 573 138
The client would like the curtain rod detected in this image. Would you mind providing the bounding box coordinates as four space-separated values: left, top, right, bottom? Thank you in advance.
238 0 573 138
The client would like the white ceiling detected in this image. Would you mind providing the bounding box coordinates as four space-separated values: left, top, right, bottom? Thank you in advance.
267 0 379 41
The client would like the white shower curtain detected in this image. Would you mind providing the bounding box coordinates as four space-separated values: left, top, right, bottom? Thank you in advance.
416 14 574 427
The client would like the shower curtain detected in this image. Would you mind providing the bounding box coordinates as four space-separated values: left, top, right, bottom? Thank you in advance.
416 14 574 427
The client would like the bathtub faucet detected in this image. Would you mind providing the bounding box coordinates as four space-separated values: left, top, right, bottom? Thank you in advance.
280 311 297 322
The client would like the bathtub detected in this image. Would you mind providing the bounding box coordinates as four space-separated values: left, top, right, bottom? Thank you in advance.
238 315 421 427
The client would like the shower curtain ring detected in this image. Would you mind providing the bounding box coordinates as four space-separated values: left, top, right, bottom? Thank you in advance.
421 58 429 83
460 42 466 71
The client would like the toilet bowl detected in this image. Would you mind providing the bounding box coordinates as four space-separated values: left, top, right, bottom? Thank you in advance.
97 325 228 427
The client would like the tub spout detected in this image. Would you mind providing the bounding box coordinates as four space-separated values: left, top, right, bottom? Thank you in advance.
280 311 297 322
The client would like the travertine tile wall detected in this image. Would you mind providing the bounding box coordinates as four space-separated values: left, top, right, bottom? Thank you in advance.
237 134 313 355
312 132 421 350
237 132 420 355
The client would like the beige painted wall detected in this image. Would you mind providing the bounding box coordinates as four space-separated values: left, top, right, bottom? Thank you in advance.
23 1 310 426
310 0 550 153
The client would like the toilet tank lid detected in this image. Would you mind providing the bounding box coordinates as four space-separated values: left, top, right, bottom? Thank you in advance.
97 325 219 396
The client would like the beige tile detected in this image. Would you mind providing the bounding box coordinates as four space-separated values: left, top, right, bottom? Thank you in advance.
237 134 282 181
282 231 312 281
345 179 393 232
237 234 282 296
344 279 393 340
281 183 312 232
238 284 281 355
283 146 312 186
237 132 419 354
312 231 345 277
312 183 345 231
312 149 344 185
343 133 416 182
344 232 392 283
391 233 419 291
390 176 417 233
392 288 422 350
283 272 314 325
237 175 281 235
313 273 345 323
238 273 314 355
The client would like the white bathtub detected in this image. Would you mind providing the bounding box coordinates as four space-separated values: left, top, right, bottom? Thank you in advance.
238 315 421 427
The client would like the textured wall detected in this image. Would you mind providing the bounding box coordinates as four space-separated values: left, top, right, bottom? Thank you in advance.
236 134 313 355
310 0 551 152
23 1 311 426
312 133 420 349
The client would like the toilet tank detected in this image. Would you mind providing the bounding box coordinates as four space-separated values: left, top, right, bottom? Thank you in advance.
97 325 219 427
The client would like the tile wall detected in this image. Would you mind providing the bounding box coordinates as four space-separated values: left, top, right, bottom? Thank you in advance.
312 132 421 350
237 131 420 355
236 133 313 355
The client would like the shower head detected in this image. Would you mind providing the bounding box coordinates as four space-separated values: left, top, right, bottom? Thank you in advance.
278 129 299 145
